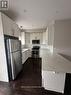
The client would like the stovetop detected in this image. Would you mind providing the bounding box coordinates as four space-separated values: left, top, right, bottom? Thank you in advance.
32 46 40 50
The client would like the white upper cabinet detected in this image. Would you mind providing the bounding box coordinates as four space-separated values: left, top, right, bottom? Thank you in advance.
1 13 20 38
12 23 20 38
30 32 43 44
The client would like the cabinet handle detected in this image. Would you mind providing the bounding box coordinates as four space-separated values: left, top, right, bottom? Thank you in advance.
53 71 59 74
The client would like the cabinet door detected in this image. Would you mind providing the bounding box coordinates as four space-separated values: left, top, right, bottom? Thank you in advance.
29 50 31 57
2 14 13 36
12 24 20 38
42 71 65 93
22 52 25 64
2 13 20 37
27 50 31 57
22 50 31 64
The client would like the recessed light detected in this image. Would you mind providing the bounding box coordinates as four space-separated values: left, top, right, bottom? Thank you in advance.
56 10 59 14
24 9 27 13
53 71 55 74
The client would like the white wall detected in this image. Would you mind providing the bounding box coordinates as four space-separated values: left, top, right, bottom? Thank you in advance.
21 32 25 45
48 22 54 46
43 27 48 44
0 13 9 82
54 19 71 56
25 32 30 44
48 21 55 52
42 31 47 44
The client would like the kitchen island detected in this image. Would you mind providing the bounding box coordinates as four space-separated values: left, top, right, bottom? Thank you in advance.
40 49 71 94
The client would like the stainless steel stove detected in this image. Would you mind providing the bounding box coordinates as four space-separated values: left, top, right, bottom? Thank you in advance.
32 46 40 58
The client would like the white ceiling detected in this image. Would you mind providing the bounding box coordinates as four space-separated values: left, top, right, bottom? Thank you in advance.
3 0 71 29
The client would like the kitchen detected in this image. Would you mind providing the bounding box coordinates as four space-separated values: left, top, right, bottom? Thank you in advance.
0 0 71 95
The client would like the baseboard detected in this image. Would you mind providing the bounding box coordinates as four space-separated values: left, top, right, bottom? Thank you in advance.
42 87 63 95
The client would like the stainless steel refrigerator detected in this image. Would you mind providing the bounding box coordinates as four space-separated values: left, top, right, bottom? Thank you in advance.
5 38 22 81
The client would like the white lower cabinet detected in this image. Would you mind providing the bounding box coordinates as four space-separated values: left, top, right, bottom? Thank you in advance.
42 71 66 93
22 50 31 64
22 52 25 64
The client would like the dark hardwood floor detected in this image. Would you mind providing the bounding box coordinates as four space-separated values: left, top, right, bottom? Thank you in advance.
0 58 64 95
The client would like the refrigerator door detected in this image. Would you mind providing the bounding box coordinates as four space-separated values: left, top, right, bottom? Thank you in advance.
9 39 21 52
6 38 22 80
10 51 22 80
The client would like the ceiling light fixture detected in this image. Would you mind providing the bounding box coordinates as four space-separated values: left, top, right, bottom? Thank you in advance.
20 26 23 32
24 9 27 13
